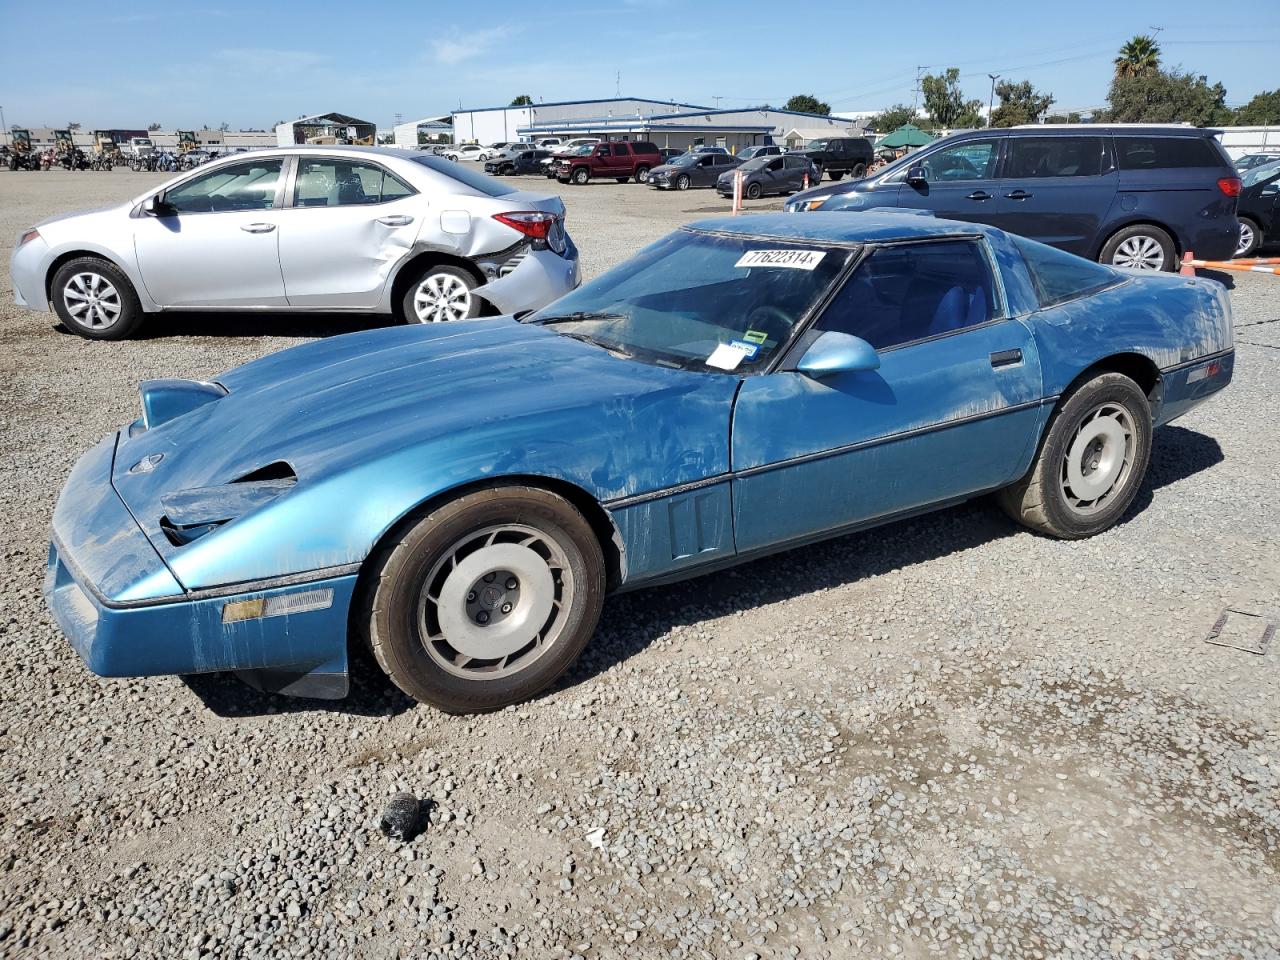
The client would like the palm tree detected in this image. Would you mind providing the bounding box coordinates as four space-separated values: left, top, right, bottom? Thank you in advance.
1114 35 1161 80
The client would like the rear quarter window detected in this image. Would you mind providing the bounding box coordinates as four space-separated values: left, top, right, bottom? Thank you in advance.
1013 235 1121 307
1115 136 1222 170
633 142 659 155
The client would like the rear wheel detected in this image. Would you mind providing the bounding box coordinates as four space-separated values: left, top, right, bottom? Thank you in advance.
852 162 867 178
1235 217 1260 258
1100 225 1175 272
400 264 480 323
362 487 606 713
998 373 1152 539
634 165 651 183
50 257 144 340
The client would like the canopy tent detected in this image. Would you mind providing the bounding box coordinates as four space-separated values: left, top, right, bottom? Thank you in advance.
877 123 935 149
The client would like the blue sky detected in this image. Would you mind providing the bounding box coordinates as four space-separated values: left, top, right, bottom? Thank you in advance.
1 0 1276 129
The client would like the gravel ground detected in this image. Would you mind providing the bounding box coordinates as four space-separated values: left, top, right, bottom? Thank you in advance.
1 169 1277 960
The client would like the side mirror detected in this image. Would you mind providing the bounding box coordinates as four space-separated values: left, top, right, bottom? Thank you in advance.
906 165 927 185
796 331 880 378
142 195 172 217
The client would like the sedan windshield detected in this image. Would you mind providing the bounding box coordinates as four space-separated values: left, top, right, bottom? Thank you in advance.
1242 158 1280 187
526 230 853 373
668 154 698 166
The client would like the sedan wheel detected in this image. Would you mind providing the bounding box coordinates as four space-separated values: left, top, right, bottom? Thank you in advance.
64 272 122 331
1235 218 1259 258
746 182 762 200
407 268 478 323
676 174 691 191
1057 402 1135 517
50 256 143 340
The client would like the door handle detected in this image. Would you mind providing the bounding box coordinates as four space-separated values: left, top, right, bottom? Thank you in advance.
240 222 275 233
376 215 414 226
966 191 992 201
1004 190 1033 200
990 348 1023 368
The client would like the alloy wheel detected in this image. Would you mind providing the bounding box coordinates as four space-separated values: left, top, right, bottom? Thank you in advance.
1236 221 1255 257
63 272 122 330
1111 235 1165 271
1058 402 1135 516
412 273 473 323
416 524 574 680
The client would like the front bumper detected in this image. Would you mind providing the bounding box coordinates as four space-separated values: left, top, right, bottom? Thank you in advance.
44 433 356 695
10 233 50 310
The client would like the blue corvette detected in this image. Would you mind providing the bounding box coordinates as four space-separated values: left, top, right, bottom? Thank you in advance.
45 213 1234 712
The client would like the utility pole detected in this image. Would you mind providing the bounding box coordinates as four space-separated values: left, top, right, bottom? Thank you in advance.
713 96 722 109
616 72 621 97
0 105 6 146
987 74 1000 128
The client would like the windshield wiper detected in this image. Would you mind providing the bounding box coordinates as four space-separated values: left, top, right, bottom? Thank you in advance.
532 310 626 326
556 330 633 360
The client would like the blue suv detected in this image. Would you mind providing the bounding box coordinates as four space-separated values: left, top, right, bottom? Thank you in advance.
786 125 1242 271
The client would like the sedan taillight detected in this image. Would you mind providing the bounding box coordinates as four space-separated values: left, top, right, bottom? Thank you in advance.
1217 177 1242 197
493 211 559 240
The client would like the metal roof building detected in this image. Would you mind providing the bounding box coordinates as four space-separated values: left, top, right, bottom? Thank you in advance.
275 112 377 147
392 114 454 148
451 97 711 146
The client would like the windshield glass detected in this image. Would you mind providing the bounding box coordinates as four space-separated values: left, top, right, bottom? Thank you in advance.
739 157 771 171
526 230 853 373
805 139 830 151
1242 159 1280 187
668 154 697 166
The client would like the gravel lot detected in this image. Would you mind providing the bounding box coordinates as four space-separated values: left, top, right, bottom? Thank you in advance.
1 169 1277 960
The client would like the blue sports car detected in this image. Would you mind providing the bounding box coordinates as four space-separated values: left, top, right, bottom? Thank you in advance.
45 213 1234 712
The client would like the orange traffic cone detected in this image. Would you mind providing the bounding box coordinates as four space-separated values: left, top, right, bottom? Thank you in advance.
1179 252 1196 277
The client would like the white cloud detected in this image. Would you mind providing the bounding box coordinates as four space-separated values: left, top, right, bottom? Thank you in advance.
432 27 510 65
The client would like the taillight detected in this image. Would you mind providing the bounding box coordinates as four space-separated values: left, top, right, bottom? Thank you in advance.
1217 177 1242 197
18 228 40 246
493 211 559 240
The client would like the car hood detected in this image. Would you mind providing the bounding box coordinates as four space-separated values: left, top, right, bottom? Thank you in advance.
35 202 129 232
111 319 738 575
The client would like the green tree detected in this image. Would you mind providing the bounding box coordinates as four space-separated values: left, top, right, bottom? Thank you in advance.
990 79 1055 127
784 94 832 115
1234 90 1280 125
510 95 533 106
920 68 984 129
868 104 921 133
147 122 162 131
1107 67 1231 126
1045 112 1083 124
1114 35 1161 80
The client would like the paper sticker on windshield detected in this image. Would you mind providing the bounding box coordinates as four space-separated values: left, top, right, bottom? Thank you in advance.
735 249 826 270
728 339 760 360
743 330 769 345
706 341 753 370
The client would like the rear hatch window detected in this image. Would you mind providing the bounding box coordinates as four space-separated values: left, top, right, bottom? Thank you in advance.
1115 136 1224 170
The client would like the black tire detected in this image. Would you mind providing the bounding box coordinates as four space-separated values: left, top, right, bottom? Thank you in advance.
50 257 144 340
1098 224 1176 272
830 170 845 181
1235 216 1261 259
675 174 691 191
361 486 606 713
998 372 1153 539
746 182 762 200
398 263 481 324
572 166 590 185
634 165 651 183
852 162 866 178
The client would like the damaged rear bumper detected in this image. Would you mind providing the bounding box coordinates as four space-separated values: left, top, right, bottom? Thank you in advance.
474 237 580 315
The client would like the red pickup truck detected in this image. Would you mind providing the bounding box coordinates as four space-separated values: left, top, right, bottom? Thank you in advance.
553 141 662 185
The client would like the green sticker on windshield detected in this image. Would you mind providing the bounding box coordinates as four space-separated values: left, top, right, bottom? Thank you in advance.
743 330 768 345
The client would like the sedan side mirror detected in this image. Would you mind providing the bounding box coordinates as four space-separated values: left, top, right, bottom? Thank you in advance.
906 165 927 185
796 331 880 378
142 195 173 217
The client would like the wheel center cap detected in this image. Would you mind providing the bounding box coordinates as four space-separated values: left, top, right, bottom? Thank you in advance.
480 585 503 608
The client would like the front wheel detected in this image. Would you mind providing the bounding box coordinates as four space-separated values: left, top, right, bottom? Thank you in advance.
1100 225 1175 272
1235 217 1260 258
362 487 606 713
50 257 144 340
400 264 480 323
675 174 691 191
572 167 590 185
746 182 762 200
998 372 1152 539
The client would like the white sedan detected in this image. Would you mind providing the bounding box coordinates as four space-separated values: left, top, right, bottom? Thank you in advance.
447 144 485 162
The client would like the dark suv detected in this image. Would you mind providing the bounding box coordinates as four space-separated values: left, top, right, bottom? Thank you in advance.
786 125 1242 270
553 141 662 185
791 136 874 182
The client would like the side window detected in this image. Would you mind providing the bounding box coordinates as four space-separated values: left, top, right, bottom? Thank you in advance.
616 143 632 156
766 158 784 172
817 241 1001 350
1005 137 1103 178
699 156 714 167
596 144 612 157
1011 235 1119 307
1114 136 1219 169
784 155 808 170
293 160 414 207
916 140 1000 182
164 159 283 213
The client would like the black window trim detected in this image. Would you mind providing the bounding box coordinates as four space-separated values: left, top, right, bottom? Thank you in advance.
283 154 418 209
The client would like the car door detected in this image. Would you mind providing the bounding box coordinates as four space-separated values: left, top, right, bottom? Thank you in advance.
760 156 786 193
132 156 288 307
691 154 718 186
895 137 1005 224
990 136 1114 256
731 238 1044 553
784 155 812 191
275 156 422 308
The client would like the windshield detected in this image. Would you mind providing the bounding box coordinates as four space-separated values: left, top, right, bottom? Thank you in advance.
740 157 771 171
805 139 830 151
668 154 698 166
1242 159 1280 187
525 230 853 373
410 154 515 196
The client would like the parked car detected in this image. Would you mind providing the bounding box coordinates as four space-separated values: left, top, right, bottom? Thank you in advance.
558 138 601 152
1234 153 1280 172
446 144 485 161
649 151 741 190
536 137 564 149
485 149 554 176
477 142 510 161
43 211 1233 710
553 141 662 184
543 144 593 178
1234 157 1280 257
689 145 730 156
489 142 535 162
785 125 1242 271
790 137 874 181
716 154 819 199
10 146 580 339
737 144 784 162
